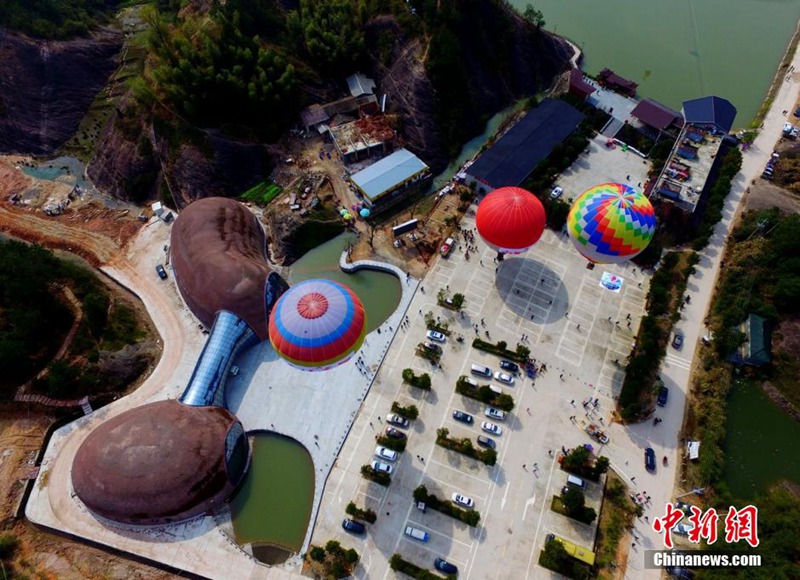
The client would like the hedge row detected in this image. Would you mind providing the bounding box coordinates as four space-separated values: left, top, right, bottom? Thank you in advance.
360 465 391 486
455 376 515 411
346 501 377 524
413 485 480 527
391 401 419 420
402 369 432 390
471 338 530 363
389 554 450 579
377 435 407 452
436 428 497 465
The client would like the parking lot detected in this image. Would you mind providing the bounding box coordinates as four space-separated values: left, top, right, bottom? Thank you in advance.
312 185 654 578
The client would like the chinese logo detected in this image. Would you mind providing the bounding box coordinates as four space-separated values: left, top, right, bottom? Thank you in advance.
653 504 759 549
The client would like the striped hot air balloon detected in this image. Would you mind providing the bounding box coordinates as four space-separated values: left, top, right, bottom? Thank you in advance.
567 183 656 264
268 279 366 370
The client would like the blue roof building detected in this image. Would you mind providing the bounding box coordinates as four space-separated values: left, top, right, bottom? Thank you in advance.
351 148 431 210
682 96 737 134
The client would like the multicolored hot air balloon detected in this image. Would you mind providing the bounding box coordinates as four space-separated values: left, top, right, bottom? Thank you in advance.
269 279 367 370
567 183 656 264
476 187 546 254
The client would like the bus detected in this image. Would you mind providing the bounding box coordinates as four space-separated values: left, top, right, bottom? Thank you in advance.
546 534 596 566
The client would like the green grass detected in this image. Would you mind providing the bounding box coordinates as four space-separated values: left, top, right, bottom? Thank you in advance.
240 181 284 205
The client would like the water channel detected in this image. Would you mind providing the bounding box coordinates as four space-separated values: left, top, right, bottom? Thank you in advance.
722 378 800 499
288 231 402 332
230 433 315 563
509 0 800 125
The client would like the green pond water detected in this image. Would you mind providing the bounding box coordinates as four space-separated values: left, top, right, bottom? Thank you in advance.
230 434 315 561
509 0 800 125
722 378 800 499
289 232 402 332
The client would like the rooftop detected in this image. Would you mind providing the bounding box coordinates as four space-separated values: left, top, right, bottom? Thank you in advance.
351 148 429 201
682 96 737 133
630 98 684 131
346 73 376 97
466 98 585 189
329 116 395 158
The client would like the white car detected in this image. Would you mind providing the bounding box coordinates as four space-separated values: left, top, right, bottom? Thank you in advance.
494 371 515 385
374 446 398 462
675 523 694 536
370 460 394 474
481 421 502 436
550 186 563 199
426 330 446 343
485 407 507 421
451 493 475 508
386 413 410 428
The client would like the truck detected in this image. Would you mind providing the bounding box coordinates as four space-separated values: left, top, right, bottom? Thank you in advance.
585 423 609 444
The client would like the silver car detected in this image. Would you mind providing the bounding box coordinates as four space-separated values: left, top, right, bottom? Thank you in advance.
485 407 507 421
374 446 398 462
494 371 515 385
370 460 394 474
451 493 474 508
481 421 502 436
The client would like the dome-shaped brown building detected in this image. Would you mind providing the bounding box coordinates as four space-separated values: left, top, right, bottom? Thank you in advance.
72 400 249 525
170 196 277 340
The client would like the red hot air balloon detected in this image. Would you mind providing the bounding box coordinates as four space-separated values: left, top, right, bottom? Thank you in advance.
476 187 546 255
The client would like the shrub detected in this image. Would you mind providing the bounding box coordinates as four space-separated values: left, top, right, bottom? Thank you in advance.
377 435 407 452
346 501 377 524
471 338 528 363
391 401 419 420
360 464 391 486
309 546 325 562
402 369 432 391
436 428 496 465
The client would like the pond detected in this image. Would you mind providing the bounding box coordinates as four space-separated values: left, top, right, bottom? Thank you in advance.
230 433 315 564
722 378 800 499
509 0 800 125
289 232 402 332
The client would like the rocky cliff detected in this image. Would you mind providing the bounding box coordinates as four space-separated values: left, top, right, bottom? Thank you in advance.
0 27 122 155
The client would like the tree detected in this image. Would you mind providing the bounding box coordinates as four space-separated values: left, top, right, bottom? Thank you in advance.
325 540 343 555
516 343 531 360
522 4 546 29
417 373 432 390
402 368 414 383
562 488 586 516
451 293 465 310
540 537 570 570
414 485 429 503
309 546 325 561
292 0 365 74
562 445 591 475
344 548 359 564
593 456 611 477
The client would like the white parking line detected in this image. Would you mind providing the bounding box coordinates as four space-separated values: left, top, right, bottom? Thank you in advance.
428 457 494 487
422 473 489 502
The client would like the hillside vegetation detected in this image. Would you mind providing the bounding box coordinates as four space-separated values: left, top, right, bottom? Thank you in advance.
0 0 117 39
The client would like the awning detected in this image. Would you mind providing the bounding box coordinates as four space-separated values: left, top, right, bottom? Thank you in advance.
687 441 700 460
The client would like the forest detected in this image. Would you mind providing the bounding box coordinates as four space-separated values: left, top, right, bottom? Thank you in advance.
0 0 117 39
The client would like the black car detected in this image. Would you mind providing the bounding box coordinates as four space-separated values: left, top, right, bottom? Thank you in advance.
384 427 407 440
453 410 474 424
342 519 366 534
434 558 458 574
476 435 496 449
657 386 669 407
499 360 519 373
794 106 800 118
645 447 656 471
155 264 168 280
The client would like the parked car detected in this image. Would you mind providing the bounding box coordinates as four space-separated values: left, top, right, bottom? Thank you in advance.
585 423 609 444
342 519 366 534
155 264 168 280
422 342 443 354
426 330 446 343
675 522 694 536
550 186 564 199
794 105 800 117
434 558 458 574
440 237 455 256
404 526 429 542
485 407 507 421
453 410 474 424
499 360 519 373
494 371 515 385
675 501 694 516
386 413 409 428
374 446 398 462
229 365 240 376
370 460 393 474
657 386 669 407
481 421 502 436
451 493 475 508
476 435 496 449
672 332 684 350
645 447 656 471
384 427 407 439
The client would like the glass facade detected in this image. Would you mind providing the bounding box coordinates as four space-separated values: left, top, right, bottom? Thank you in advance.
180 311 259 408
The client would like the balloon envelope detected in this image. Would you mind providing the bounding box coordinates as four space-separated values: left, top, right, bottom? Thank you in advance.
567 183 656 263
269 279 367 370
476 187 546 254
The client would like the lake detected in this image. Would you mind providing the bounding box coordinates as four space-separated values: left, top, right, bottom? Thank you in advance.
509 0 800 125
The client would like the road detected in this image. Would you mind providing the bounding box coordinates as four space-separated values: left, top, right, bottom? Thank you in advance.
623 37 800 576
